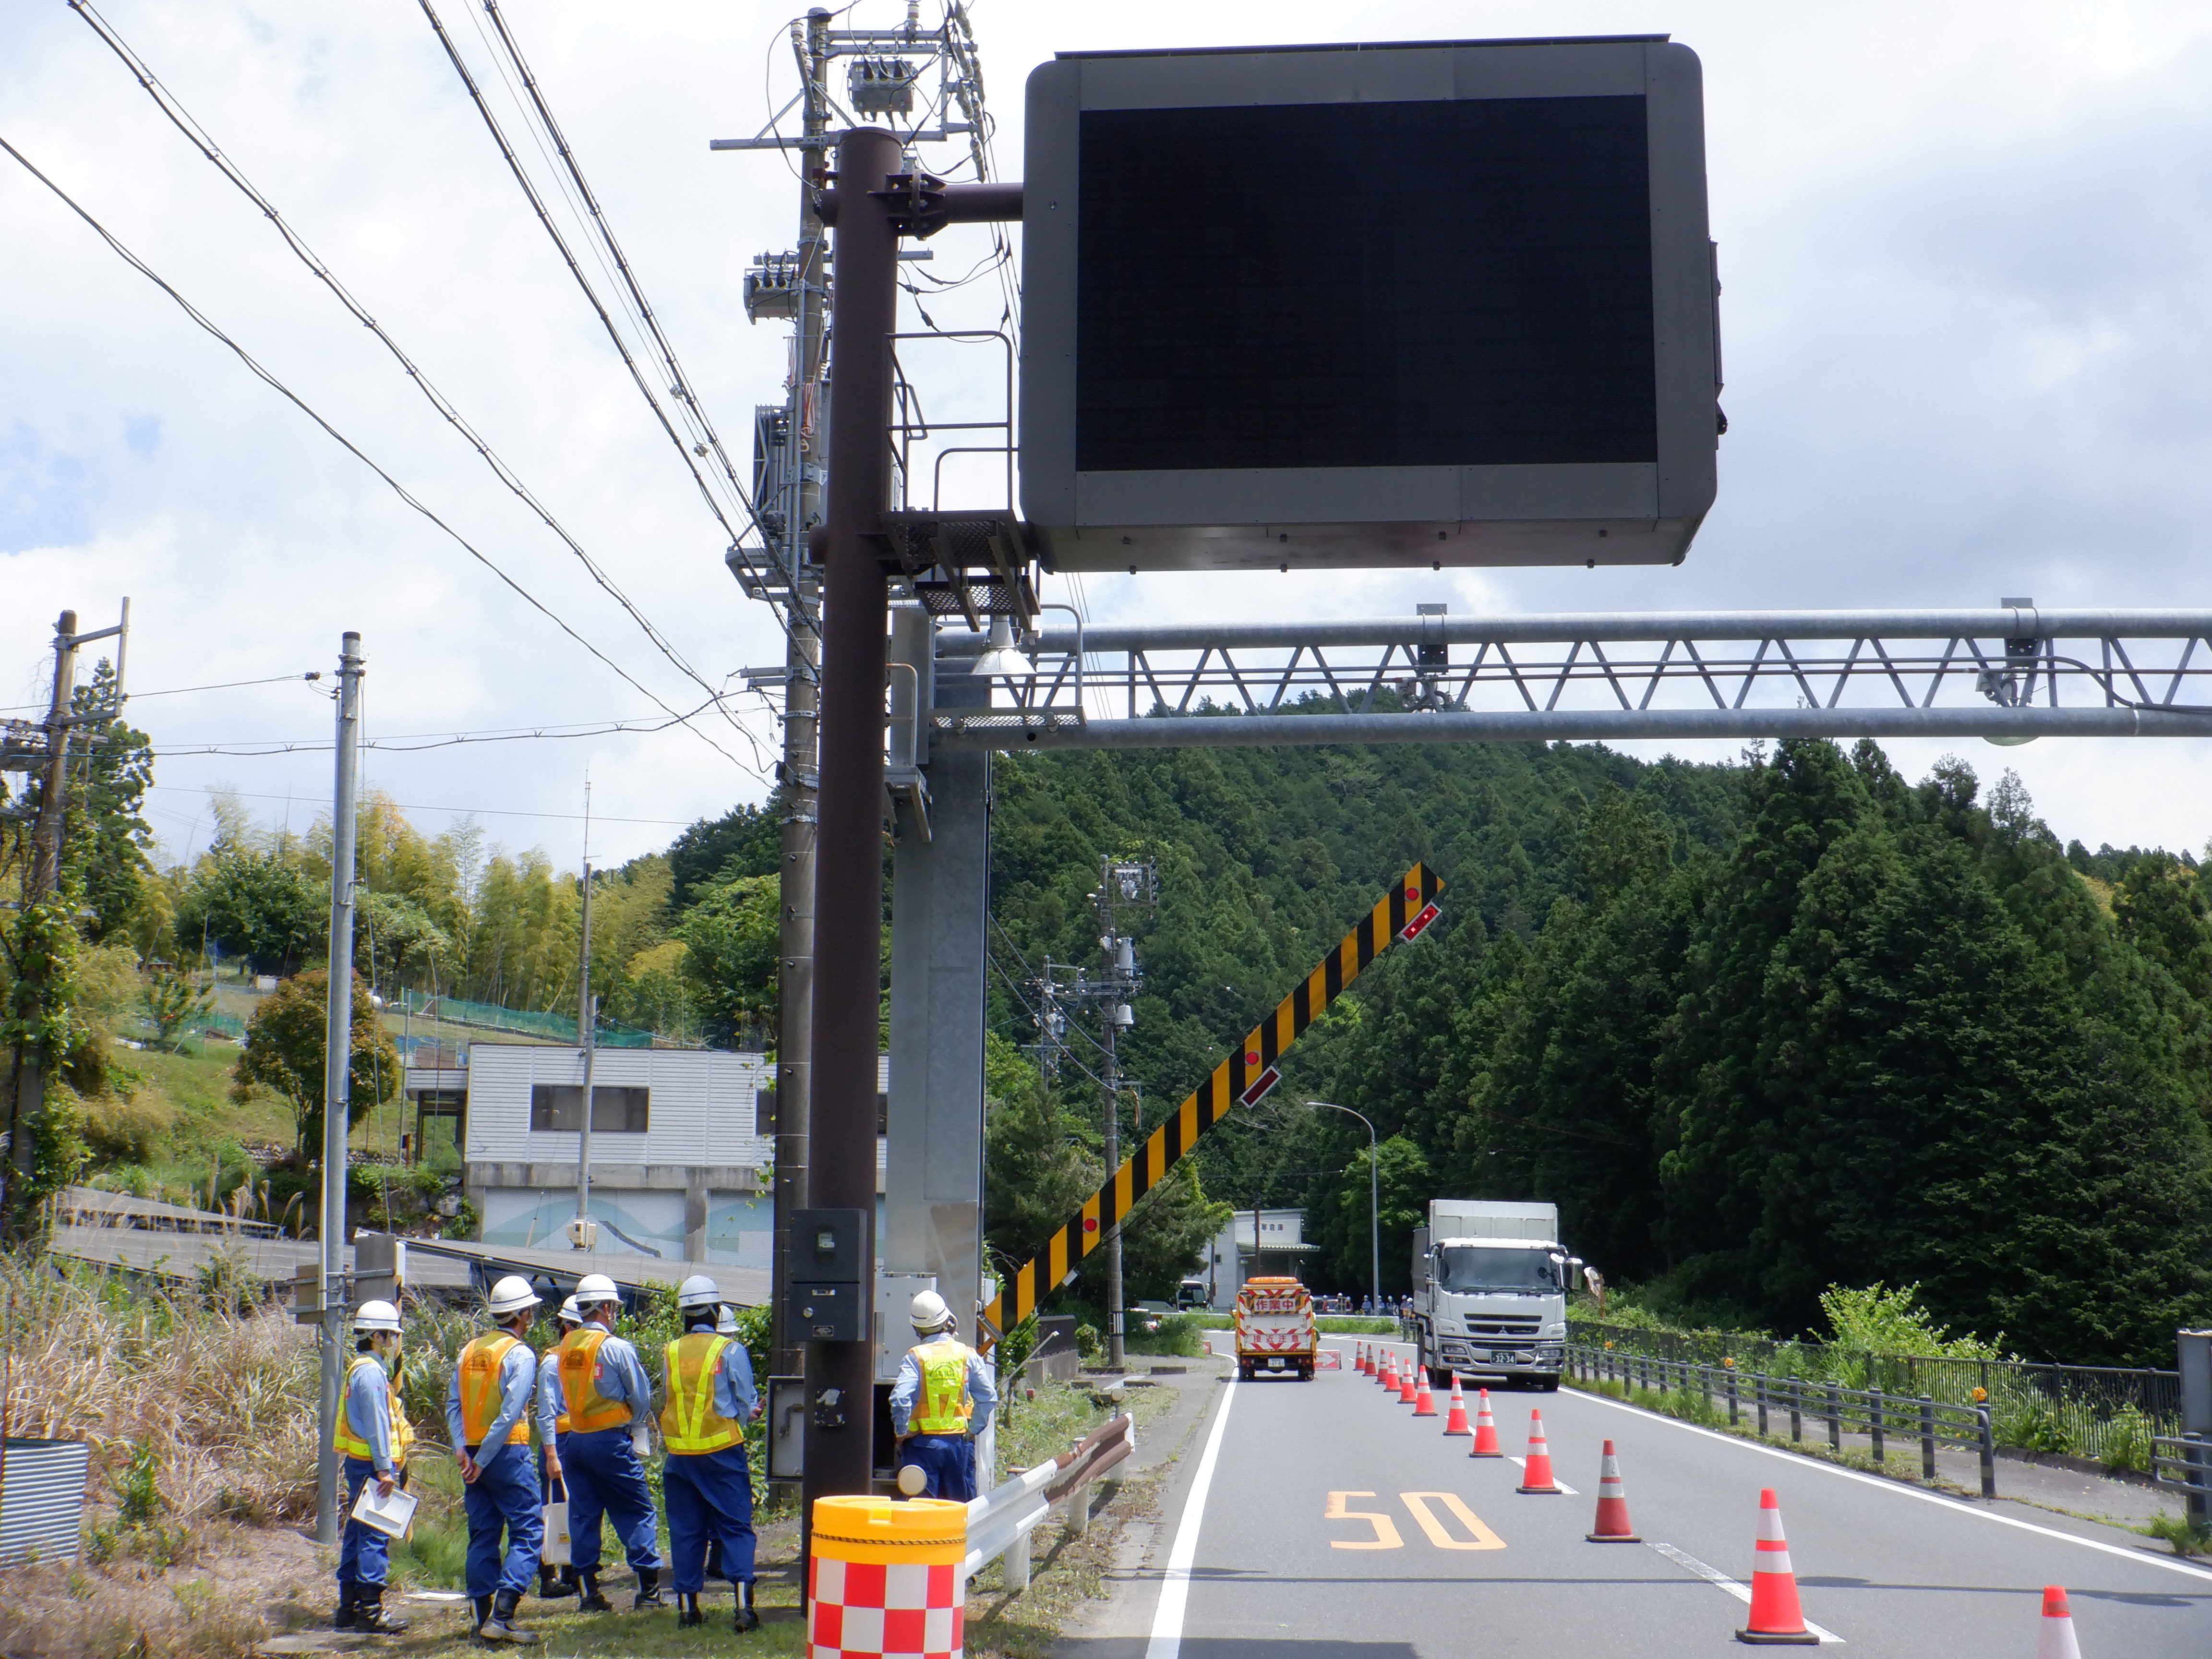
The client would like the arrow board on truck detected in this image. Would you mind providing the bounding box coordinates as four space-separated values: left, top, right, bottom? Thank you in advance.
984 863 1445 1336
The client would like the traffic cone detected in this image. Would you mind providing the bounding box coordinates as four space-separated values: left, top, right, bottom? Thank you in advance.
1358 1342 1371 1375
2035 1586 2082 1659
1469 1389 1504 1457
1442 1376 1471 1436
1516 1410 1563 1493
1378 1350 1396 1390
1735 1488 1818 1645
1585 1440 1640 1541
1398 1363 1420 1405
1412 1373 1437 1417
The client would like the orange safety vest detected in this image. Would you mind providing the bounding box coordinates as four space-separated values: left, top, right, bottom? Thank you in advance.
907 1340 976 1435
659 1334 742 1455
544 1331 577 1434
559 1329 632 1434
333 1354 414 1467
457 1332 531 1447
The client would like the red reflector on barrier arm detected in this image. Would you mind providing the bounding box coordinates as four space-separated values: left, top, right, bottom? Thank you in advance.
1400 903 1440 941
1240 1067 1281 1107
1082 1217 1098 1233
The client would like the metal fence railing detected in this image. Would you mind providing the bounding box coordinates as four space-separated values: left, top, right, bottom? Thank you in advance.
1570 1320 2177 1468
2152 1433 2212 1526
398 991 655 1048
1570 1342 1998 1498
968 1412 1137 1587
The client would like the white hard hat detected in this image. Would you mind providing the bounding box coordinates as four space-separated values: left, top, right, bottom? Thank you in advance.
575 1273 620 1305
352 1299 402 1335
716 1307 739 1336
557 1296 584 1325
488 1275 542 1317
910 1290 954 1332
677 1273 723 1311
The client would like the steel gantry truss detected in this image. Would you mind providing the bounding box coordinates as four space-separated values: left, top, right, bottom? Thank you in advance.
924 605 2212 749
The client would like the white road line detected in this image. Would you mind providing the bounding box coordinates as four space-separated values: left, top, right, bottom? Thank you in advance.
1501 1454 1579 1495
1647 1541 1845 1644
1569 1384 2212 1584
1143 1373 1240 1659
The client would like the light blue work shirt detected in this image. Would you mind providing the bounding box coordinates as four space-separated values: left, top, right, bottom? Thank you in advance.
889 1334 997 1438
445 1329 558 1453
571 1322 657 1430
343 1352 398 1475
536 1336 572 1430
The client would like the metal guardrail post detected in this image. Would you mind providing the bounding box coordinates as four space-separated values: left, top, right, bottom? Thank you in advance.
1827 1382 1842 1451
1788 1377 1802 1443
1003 1524 1031 1591
1870 1385 1886 1465
1756 1373 1769 1438
1978 1406 1996 1500
1727 1369 1740 1427
1920 1396 1937 1482
2188 1432 2210 1528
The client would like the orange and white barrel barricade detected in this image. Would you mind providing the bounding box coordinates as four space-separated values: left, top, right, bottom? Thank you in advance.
809 1494 967 1659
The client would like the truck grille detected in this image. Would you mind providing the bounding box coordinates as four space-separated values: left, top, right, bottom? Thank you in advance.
1464 1319 1541 1338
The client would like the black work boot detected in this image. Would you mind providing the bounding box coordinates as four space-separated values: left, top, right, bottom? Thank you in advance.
356 1586 410 1635
333 1584 359 1630
633 1564 665 1610
478 1588 540 1644
678 1593 704 1629
575 1570 614 1612
536 1564 564 1599
470 1594 493 1635
734 1578 760 1634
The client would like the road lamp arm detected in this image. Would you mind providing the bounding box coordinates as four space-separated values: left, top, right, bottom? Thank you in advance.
1305 1101 1380 1316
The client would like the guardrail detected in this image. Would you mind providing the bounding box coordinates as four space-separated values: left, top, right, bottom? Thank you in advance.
1570 1342 1998 1499
964 1411 1136 1588
2151 1433 2212 1525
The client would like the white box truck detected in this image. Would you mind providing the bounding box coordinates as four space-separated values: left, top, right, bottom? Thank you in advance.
1411 1200 1583 1392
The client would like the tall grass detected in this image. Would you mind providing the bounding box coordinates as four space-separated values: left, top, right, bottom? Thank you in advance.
0 1251 318 1526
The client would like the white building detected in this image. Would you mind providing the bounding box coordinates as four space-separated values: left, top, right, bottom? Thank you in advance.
1202 1207 1316 1310
460 1045 893 1269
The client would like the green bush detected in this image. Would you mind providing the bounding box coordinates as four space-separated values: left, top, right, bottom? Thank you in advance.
1126 1314 1205 1357
2095 1404 2155 1475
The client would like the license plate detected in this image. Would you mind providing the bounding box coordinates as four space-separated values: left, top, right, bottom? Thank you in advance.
1268 1357 1284 1369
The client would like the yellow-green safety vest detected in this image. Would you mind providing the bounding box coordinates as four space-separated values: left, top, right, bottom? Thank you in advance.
908 1340 975 1436
559 1329 631 1434
660 1334 742 1455
333 1354 415 1467
457 1332 530 1447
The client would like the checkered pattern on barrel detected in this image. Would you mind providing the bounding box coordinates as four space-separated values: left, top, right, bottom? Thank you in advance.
808 1554 965 1659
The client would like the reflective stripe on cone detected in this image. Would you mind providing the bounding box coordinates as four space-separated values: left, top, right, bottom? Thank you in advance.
1442 1376 1471 1436
1469 1389 1504 1457
1736 1488 1818 1646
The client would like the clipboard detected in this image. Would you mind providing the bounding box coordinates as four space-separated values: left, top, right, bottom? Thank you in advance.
350 1479 419 1540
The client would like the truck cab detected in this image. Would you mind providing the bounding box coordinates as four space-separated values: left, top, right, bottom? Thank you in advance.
1233 1276 1316 1381
1411 1202 1582 1392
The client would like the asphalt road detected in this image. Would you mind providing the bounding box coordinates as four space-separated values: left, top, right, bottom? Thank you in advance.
1126 1336 2212 1659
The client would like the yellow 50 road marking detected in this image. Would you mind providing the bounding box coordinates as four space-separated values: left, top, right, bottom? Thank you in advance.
1325 1491 1504 1551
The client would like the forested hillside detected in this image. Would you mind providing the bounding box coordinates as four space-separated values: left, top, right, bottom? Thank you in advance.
983 734 2212 1369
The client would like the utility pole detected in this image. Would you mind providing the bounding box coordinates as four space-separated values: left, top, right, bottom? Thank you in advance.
1093 858 1153 1368
316 630 363 1546
575 859 597 1238
769 3 831 1384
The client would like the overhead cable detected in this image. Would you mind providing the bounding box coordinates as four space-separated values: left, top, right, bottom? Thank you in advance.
62 0 758 720
0 131 762 782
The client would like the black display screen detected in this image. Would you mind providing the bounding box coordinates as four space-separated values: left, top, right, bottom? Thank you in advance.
1075 96 1657 474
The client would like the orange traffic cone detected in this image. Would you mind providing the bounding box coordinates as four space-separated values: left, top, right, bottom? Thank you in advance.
1378 1350 1397 1389
1359 1343 1372 1375
1398 1363 1420 1405
1585 1440 1640 1541
1412 1373 1437 1417
1468 1389 1504 1457
2036 1586 2083 1659
1516 1410 1563 1493
1442 1376 1471 1436
1736 1488 1818 1645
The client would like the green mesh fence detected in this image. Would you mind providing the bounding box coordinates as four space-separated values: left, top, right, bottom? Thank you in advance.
398 991 653 1047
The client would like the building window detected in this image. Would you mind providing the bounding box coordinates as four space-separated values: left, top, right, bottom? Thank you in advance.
530 1084 650 1134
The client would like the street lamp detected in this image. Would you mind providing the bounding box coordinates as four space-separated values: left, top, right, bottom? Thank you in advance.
1306 1101 1379 1314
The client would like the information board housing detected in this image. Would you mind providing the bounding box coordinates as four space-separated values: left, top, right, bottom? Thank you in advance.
1019 36 1719 572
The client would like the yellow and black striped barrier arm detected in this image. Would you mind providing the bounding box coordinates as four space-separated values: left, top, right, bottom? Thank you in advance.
983 863 1443 1336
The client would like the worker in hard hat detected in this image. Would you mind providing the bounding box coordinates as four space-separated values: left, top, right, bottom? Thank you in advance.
558 1272 666 1612
534 1296 585 1602
446 1274 559 1644
332 1299 414 1635
890 1290 997 1501
701 1304 742 1590
658 1274 761 1633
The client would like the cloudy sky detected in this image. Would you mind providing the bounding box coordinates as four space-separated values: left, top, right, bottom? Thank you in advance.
6 0 2212 872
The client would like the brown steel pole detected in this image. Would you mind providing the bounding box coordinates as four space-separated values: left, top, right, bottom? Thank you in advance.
804 125 903 1511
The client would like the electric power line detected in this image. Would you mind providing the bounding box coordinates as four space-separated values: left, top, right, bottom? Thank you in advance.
0 131 765 783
